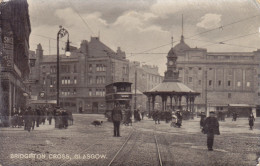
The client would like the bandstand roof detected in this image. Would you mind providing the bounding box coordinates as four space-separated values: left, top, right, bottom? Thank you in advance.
144 81 200 96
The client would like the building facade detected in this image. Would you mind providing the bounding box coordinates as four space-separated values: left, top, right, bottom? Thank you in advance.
0 0 31 123
129 61 163 111
83 37 129 113
29 37 129 113
174 35 259 117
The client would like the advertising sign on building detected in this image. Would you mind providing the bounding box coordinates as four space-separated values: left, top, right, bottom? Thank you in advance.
2 33 13 68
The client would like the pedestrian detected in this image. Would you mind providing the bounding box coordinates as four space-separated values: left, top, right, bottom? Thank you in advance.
248 113 255 130
153 110 160 124
42 108 46 125
79 106 83 113
36 107 41 127
176 111 183 127
232 112 238 121
202 111 220 151
24 107 33 132
200 112 206 129
141 111 145 120
111 103 122 137
62 110 69 129
31 109 36 130
47 109 53 125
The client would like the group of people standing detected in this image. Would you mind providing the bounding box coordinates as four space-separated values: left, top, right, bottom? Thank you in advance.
13 105 54 132
10 105 73 132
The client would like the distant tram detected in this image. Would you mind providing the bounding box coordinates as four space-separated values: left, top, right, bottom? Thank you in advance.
105 82 132 121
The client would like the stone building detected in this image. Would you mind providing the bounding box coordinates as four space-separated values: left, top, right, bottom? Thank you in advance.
0 0 31 123
83 37 129 113
129 61 163 111
28 44 85 113
29 37 129 113
175 35 259 117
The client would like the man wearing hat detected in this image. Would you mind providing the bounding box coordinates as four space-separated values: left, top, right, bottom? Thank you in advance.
202 111 220 151
111 103 122 137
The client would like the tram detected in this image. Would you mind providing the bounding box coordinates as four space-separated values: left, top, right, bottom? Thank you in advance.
105 81 132 121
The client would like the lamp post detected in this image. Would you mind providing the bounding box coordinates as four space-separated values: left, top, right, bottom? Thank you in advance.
57 26 70 107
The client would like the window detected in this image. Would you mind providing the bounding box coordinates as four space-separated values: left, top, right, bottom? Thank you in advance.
198 67 201 70
96 64 100 72
198 80 201 85
89 76 93 84
43 77 46 85
228 80 231 86
189 67 193 70
74 77 77 84
189 77 192 83
218 80 221 86
73 89 77 95
237 81 241 87
96 64 106 72
209 68 212 70
68 77 70 84
102 89 105 96
228 93 231 98
64 77 68 84
209 80 212 86
50 77 53 86
88 89 92 96
246 82 250 87
89 64 92 72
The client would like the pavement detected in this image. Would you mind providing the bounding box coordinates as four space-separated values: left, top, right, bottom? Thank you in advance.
0 114 259 166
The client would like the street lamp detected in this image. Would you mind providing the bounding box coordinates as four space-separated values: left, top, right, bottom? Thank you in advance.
57 25 70 107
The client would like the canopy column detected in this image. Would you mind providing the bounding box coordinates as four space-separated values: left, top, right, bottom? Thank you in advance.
148 95 151 118
152 95 155 111
178 95 182 110
190 96 195 119
170 96 173 110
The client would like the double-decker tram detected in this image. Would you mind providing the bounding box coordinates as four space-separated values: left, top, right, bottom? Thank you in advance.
105 82 132 121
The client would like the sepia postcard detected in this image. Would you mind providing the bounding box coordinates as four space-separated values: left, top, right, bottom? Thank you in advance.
0 0 260 165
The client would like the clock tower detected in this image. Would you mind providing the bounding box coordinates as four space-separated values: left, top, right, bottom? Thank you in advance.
163 47 180 82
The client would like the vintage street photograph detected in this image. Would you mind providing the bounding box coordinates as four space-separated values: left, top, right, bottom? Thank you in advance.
0 0 260 165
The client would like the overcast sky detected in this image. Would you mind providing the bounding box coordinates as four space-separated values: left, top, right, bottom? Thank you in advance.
28 0 260 75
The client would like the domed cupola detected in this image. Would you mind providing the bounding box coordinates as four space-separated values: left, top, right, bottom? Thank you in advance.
173 35 190 52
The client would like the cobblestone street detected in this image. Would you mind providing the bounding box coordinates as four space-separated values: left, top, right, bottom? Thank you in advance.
0 114 259 166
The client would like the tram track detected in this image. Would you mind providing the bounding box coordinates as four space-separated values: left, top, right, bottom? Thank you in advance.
107 125 164 166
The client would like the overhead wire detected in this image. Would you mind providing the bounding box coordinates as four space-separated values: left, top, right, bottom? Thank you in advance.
67 0 95 36
127 14 260 57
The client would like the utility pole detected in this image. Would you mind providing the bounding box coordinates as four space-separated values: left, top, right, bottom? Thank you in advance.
205 55 208 116
134 69 137 110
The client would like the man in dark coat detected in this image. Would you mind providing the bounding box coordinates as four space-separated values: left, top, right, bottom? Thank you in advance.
24 107 33 132
203 111 220 151
200 112 206 128
36 107 41 127
248 113 255 130
62 110 69 129
111 104 122 137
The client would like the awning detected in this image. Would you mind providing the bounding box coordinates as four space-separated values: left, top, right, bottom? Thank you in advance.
228 104 252 107
29 100 57 104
